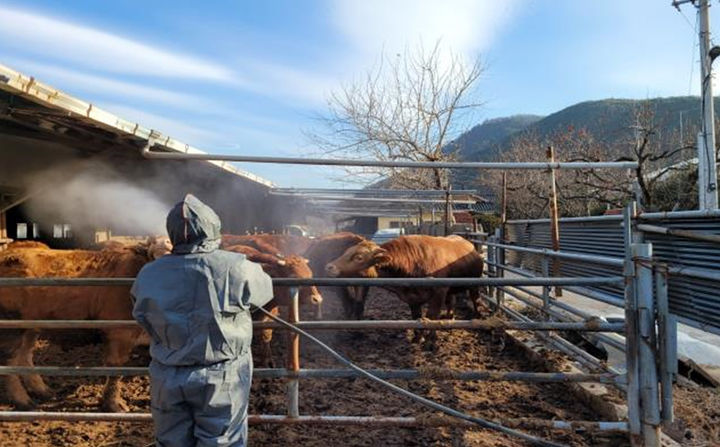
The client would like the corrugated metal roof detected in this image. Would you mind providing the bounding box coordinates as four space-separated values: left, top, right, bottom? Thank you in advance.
0 63 273 187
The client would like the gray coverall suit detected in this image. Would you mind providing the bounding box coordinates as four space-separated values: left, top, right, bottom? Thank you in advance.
132 194 273 447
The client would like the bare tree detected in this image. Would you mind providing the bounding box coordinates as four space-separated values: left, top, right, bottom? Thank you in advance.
310 41 484 191
482 101 698 219
573 103 696 212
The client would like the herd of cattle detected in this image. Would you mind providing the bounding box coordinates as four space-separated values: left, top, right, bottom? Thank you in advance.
0 232 485 413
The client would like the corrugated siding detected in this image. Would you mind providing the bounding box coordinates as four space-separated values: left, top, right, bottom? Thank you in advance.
506 217 720 332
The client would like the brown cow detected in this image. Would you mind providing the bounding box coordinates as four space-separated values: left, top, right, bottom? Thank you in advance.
325 235 484 345
223 245 321 367
98 236 172 261
5 241 51 250
0 238 171 412
302 232 369 320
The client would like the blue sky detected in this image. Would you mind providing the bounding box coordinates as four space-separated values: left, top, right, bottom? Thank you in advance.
0 1 711 187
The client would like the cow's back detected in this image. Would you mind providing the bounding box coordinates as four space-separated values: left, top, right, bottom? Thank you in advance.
0 248 148 320
221 234 311 256
381 235 481 278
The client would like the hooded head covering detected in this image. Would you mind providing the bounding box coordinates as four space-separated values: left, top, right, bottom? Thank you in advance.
166 194 221 254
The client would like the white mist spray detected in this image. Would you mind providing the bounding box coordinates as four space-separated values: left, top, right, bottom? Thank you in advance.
24 161 171 237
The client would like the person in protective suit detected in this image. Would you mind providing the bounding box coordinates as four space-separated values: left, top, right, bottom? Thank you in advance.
132 194 273 447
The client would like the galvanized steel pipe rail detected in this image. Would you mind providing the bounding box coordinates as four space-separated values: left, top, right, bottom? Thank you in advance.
0 366 623 384
482 242 625 268
141 142 638 170
0 319 625 332
0 412 628 432
0 276 625 287
255 307 566 447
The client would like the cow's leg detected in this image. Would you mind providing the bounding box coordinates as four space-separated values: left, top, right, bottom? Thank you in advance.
424 289 447 350
408 301 424 343
340 287 356 320
18 330 52 400
258 306 278 368
4 330 37 409
469 287 484 316
352 286 369 320
443 292 457 320
102 329 136 412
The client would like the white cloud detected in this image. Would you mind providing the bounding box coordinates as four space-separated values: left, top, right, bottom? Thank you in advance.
5 59 202 108
330 0 522 61
241 61 336 107
0 6 235 81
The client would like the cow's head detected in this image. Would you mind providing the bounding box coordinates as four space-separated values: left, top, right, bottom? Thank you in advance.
279 255 323 307
146 236 173 260
325 241 390 277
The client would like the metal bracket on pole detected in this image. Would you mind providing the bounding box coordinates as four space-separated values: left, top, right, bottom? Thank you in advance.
655 269 676 425
623 204 642 444
493 228 505 312
286 287 300 418
541 257 551 321
633 243 661 447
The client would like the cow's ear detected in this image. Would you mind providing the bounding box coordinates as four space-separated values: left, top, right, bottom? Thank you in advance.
371 248 390 264
131 243 150 258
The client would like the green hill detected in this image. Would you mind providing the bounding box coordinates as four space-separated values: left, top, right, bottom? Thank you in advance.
450 114 543 161
454 97 710 162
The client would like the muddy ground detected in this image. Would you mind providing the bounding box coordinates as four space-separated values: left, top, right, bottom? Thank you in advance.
0 288 715 446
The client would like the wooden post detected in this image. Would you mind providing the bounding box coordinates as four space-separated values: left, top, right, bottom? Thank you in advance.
286 288 300 418
501 171 507 238
547 146 562 297
0 211 6 252
0 211 6 239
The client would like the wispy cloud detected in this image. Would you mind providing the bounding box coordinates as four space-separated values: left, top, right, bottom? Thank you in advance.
330 0 523 61
6 59 203 108
0 6 236 81
241 61 336 107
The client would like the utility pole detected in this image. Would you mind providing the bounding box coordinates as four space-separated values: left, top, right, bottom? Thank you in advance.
675 0 719 209
698 0 719 209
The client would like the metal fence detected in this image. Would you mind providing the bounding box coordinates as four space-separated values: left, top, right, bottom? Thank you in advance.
0 143 674 446
504 210 720 335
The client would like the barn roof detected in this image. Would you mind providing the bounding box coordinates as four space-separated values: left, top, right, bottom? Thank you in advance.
0 63 273 188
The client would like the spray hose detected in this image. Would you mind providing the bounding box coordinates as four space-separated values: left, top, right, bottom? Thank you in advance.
253 306 566 447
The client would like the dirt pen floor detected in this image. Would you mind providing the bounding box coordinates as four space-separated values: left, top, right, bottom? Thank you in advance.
0 288 718 446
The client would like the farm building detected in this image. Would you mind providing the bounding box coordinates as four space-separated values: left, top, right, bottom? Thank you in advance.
0 64 302 249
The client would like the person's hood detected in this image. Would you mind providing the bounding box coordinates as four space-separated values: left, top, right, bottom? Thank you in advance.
166 194 221 254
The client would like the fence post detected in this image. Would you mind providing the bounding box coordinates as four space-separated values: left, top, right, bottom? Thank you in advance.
487 235 496 276
634 243 661 447
655 269 676 425
493 228 505 312
623 204 642 445
286 287 300 418
546 146 562 297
